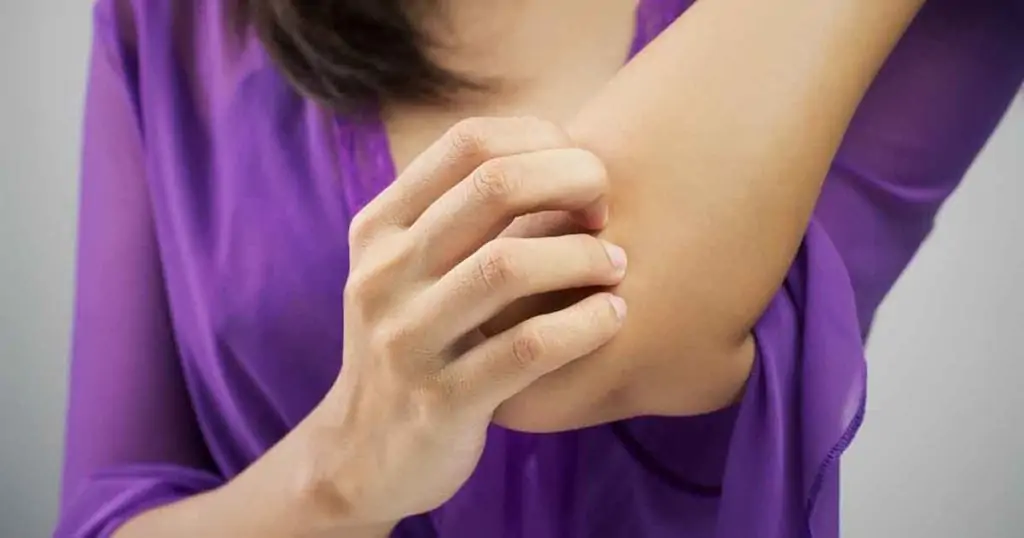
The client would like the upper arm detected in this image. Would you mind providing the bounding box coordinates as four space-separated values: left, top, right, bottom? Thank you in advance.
816 0 1024 333
60 3 214 510
493 0 1021 431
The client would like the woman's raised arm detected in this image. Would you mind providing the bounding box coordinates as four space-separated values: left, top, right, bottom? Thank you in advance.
495 0 929 429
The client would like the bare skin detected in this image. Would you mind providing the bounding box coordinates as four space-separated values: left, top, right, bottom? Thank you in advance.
117 118 627 538
113 0 926 535
384 0 639 169
494 0 929 430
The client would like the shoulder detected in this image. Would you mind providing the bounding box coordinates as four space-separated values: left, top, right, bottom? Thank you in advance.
92 0 252 53
90 0 272 131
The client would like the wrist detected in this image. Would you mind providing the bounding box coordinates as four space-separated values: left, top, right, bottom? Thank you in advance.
292 403 399 537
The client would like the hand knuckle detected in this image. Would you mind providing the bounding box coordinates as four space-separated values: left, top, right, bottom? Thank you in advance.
471 159 518 204
346 236 415 294
344 265 387 307
374 322 418 361
447 117 494 162
343 269 376 305
347 207 381 249
476 243 518 291
510 327 547 369
380 237 417 274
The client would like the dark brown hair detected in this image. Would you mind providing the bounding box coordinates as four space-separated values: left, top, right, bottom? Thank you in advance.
247 0 471 111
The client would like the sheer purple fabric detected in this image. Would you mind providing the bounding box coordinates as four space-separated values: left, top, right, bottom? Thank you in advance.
56 0 1024 536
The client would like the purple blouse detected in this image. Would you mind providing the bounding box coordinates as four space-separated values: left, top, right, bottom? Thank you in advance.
56 0 1024 537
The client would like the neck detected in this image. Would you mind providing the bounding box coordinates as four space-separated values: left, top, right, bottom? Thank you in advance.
382 0 640 173
414 0 639 111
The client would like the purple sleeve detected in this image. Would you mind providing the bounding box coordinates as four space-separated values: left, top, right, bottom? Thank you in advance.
54 7 223 537
618 2 1024 537
725 7 1023 537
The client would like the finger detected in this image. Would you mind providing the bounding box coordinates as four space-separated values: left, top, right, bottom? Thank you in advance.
416 234 627 352
357 117 571 232
411 148 610 272
498 211 584 240
444 292 628 411
575 199 610 230
502 212 578 239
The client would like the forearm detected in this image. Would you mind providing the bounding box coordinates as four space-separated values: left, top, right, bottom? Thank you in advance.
490 0 928 428
565 0 925 415
113 411 395 538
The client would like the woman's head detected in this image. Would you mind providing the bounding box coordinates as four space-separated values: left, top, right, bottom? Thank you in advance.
248 1 470 111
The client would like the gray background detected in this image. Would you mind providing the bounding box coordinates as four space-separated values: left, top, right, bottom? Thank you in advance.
1 3 1021 537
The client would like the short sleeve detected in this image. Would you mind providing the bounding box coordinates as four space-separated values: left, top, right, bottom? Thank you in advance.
611 1 1023 537
55 3 223 536
718 221 866 538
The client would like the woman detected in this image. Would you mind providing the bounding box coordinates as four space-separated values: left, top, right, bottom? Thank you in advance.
56 0 1023 536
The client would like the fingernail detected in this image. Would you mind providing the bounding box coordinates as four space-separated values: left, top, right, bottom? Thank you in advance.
603 242 628 273
609 295 628 321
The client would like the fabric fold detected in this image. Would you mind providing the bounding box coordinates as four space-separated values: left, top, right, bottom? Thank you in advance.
720 219 867 538
599 218 866 537
55 465 223 538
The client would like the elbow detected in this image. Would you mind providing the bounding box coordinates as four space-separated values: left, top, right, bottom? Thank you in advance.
619 334 756 419
492 328 755 434
588 233 757 418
